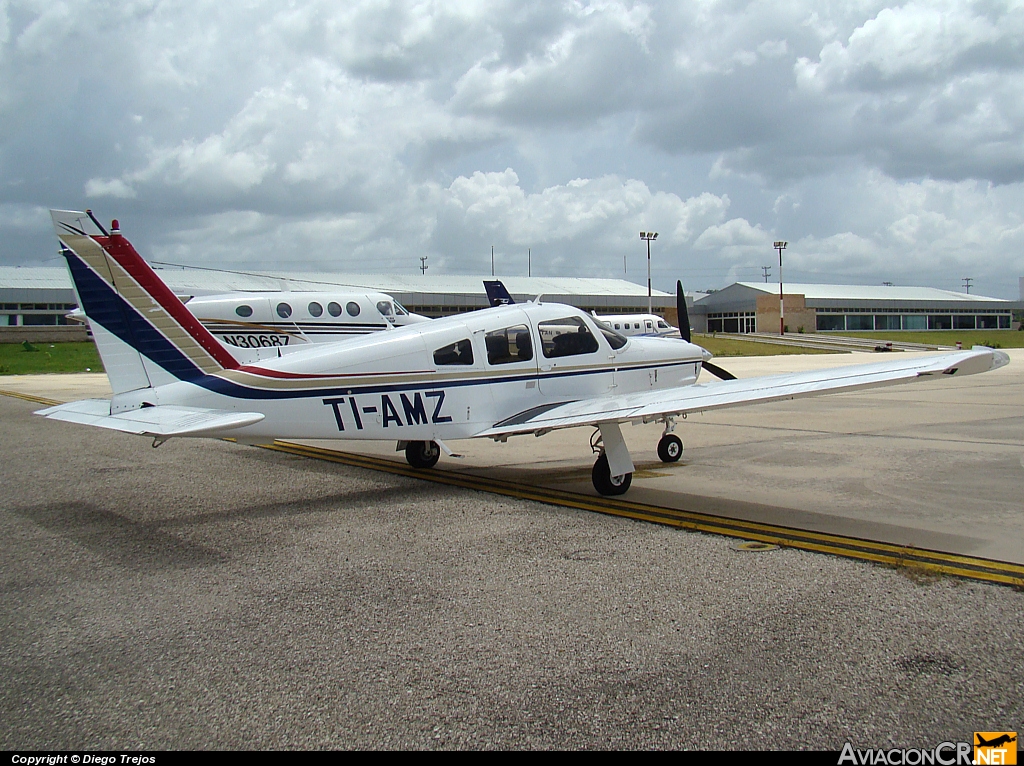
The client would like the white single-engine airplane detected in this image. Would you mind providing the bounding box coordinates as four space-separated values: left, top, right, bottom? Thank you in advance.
37 210 1009 496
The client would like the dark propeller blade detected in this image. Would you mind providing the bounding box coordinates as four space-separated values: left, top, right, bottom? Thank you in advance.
676 280 691 343
702 361 737 381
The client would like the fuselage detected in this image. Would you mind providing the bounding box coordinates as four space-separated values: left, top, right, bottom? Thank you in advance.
184 291 429 350
596 313 679 338
128 302 705 443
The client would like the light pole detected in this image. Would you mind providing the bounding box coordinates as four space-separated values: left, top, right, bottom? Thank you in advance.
640 231 658 314
491 245 494 277
419 255 428 274
774 241 787 334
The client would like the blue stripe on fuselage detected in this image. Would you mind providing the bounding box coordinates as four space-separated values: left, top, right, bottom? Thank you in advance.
199 359 698 401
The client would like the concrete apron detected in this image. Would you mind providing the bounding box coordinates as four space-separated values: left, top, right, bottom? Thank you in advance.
5 349 1023 566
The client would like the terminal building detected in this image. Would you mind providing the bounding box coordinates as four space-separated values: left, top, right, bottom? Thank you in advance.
2 266 1020 336
0 267 675 327
691 282 1022 333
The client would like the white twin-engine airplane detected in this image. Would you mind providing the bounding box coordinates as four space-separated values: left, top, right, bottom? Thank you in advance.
183 290 430 351
38 210 1009 496
484 280 679 338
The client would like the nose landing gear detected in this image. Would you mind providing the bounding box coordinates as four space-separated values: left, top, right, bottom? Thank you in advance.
657 433 683 462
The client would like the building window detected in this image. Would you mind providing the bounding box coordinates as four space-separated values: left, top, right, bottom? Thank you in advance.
952 315 975 330
928 315 952 330
977 315 998 329
902 315 926 330
875 315 901 330
847 315 873 331
817 315 845 331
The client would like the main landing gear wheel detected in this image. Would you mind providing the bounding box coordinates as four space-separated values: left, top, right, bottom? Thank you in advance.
657 434 683 463
405 440 440 469
592 453 632 496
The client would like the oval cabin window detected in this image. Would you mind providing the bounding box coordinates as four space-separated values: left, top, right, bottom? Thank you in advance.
328 302 342 317
346 301 361 317
235 305 253 318
276 303 292 318
308 302 323 317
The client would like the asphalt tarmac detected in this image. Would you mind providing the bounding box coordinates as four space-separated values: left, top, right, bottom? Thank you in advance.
2 362 1024 749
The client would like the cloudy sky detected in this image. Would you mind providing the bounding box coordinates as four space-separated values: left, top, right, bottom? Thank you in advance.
2 0 1023 297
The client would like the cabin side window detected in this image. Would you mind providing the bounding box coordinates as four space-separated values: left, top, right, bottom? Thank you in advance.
328 302 342 317
235 305 253 317
346 301 361 317
433 339 474 366
485 325 533 365
308 302 323 317
599 326 628 350
276 302 292 319
538 317 599 358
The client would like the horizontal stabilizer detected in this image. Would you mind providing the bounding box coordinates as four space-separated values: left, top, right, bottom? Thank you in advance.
35 399 265 438
478 347 1010 438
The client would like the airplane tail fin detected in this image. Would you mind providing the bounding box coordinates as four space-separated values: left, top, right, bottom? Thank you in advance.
51 210 239 395
483 280 515 307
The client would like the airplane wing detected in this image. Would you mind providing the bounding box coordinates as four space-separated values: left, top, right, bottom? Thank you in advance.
477 347 1009 438
35 400 265 438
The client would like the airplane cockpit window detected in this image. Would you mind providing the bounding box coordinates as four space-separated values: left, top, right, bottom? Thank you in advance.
538 317 599 358
657 320 670 330
235 305 253 318
346 301 361 317
276 302 292 319
308 301 323 317
599 325 628 350
393 301 410 316
433 339 473 366
485 325 533 365
328 302 342 317
376 300 394 317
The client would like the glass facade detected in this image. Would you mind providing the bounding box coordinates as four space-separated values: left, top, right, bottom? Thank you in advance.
707 312 756 333
813 309 1012 331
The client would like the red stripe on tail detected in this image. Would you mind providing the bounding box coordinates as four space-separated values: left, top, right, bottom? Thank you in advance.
97 233 240 370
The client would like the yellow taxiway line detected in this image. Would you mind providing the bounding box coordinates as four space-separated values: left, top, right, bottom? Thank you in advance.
3 388 1021 588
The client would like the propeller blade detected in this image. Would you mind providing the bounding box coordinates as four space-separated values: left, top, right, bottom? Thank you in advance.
702 361 737 381
676 280 691 343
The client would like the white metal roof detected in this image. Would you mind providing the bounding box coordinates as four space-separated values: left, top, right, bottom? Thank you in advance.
0 267 669 299
735 282 1005 303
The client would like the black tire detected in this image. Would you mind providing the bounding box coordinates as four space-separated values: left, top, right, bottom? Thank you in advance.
592 453 632 496
657 434 683 463
405 440 440 469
